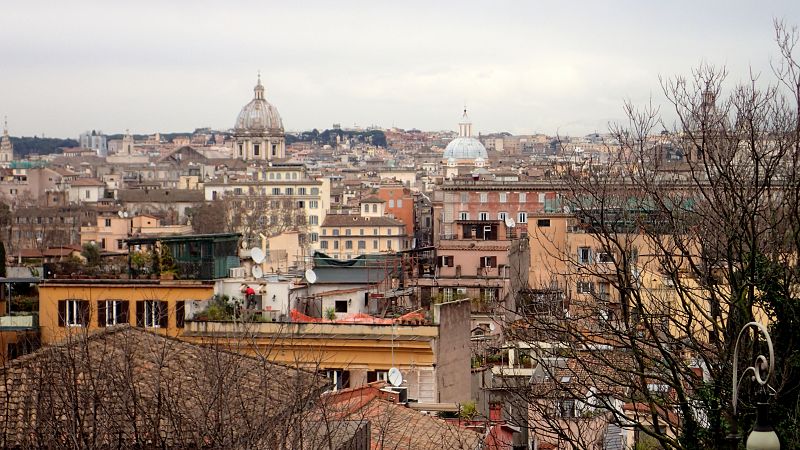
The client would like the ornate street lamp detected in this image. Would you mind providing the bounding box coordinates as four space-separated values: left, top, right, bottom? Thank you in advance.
728 321 780 450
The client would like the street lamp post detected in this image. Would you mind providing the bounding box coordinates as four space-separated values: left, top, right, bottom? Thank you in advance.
727 321 780 450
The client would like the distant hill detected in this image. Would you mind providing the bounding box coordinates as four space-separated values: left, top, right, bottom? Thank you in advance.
287 128 386 147
10 137 79 158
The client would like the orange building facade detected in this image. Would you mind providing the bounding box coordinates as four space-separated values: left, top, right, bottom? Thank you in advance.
38 280 214 344
377 182 415 238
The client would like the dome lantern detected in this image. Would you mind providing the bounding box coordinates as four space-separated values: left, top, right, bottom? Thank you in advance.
458 107 472 137
443 107 487 164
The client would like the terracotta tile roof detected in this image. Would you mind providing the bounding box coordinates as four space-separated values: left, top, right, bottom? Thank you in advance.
118 188 204 203
42 246 82 257
12 248 44 258
0 325 322 449
360 196 385 203
308 384 482 449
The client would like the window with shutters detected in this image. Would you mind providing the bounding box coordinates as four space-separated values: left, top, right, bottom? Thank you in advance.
598 252 614 263
97 300 129 327
442 288 454 302
480 288 498 302
176 301 185 328
577 281 595 294
558 399 576 418
578 247 592 264
367 370 389 383
322 369 350 391
58 299 90 327
517 212 528 223
137 300 168 328
480 256 498 268
438 255 455 267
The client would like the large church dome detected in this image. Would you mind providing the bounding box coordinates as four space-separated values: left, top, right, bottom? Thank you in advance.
443 137 488 160
442 108 487 161
235 76 283 132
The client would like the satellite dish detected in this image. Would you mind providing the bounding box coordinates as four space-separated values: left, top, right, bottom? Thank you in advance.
388 367 403 387
251 265 263 279
305 268 318 284
504 216 514 228
118 210 124 218
123 212 129 218
251 247 265 264
489 323 496 331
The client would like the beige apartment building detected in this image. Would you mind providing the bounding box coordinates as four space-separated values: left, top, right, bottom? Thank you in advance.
319 198 408 260
203 163 331 249
81 213 192 252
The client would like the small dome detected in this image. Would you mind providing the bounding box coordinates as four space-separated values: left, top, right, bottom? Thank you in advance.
443 137 488 161
235 78 284 132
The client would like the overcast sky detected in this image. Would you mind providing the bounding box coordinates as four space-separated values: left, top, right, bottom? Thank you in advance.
1 0 797 138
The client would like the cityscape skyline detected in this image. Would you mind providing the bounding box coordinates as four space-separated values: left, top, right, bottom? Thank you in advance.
1 0 798 138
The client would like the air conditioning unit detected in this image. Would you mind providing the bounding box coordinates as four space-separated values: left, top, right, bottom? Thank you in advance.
229 267 245 278
380 386 409 404
456 287 468 295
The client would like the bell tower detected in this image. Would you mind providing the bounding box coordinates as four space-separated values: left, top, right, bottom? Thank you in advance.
0 116 14 164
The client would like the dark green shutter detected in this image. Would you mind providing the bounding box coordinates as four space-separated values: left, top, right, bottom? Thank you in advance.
159 301 168 328
119 301 130 324
97 301 106 327
58 300 66 327
136 301 144 327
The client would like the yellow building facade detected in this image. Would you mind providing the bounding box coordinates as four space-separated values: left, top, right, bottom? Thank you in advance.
38 280 214 345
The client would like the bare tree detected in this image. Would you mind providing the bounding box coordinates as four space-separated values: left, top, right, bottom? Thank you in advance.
190 195 309 246
501 21 800 449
